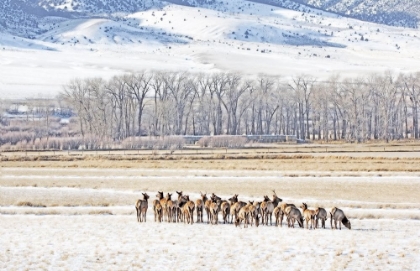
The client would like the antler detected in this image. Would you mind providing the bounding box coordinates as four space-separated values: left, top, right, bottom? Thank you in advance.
272 189 277 196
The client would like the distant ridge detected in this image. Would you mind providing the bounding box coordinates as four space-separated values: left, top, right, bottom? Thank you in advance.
1 0 418 38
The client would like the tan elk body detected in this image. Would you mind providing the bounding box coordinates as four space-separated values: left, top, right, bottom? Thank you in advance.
301 203 317 229
135 193 150 223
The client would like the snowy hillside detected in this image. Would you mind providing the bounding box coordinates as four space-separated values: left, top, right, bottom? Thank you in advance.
1 0 420 98
1 0 419 38
293 0 420 28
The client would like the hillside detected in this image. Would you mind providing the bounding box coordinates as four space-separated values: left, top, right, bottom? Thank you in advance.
1 0 420 99
295 0 420 28
0 0 418 38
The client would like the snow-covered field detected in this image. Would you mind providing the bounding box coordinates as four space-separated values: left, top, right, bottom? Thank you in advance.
1 0 420 98
1 215 419 270
1 167 420 269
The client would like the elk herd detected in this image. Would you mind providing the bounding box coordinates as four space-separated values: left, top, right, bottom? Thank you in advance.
135 190 351 230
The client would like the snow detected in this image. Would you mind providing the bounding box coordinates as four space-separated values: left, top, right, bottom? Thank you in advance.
0 215 419 270
1 0 420 98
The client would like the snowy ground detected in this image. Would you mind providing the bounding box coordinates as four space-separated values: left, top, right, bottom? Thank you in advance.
1 215 419 270
1 0 420 98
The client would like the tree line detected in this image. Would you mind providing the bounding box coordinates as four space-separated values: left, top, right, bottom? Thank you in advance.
61 70 420 142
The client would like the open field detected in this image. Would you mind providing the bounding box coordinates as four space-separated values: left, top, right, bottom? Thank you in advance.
2 143 420 172
1 215 420 270
1 148 420 270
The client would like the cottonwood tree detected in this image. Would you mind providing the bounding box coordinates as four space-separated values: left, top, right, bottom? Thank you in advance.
124 72 152 136
57 71 420 144
289 75 314 140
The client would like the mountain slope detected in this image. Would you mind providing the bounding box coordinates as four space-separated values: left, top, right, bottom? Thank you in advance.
0 0 418 39
291 0 420 27
1 0 420 99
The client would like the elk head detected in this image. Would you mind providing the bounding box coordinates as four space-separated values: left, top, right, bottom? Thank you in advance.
228 194 238 203
166 193 172 200
176 191 183 200
142 193 150 200
272 190 282 203
156 191 164 199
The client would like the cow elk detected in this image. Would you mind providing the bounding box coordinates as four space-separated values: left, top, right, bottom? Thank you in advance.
152 196 160 222
157 191 168 222
315 207 328 229
274 203 296 227
155 201 163 222
220 201 231 224
174 191 183 222
260 190 282 226
235 204 251 228
202 192 212 224
228 194 246 224
209 197 220 224
196 192 205 223
330 207 351 230
135 193 150 223
166 193 174 223
285 205 304 228
181 195 195 225
301 203 316 229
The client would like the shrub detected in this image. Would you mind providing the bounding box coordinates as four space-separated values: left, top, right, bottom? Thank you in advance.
198 136 247 148
122 136 185 150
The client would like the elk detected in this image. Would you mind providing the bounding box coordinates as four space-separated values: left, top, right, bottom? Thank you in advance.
209 197 220 224
152 195 160 222
284 205 303 228
228 194 246 224
235 203 252 228
315 207 328 229
196 192 205 223
248 201 259 227
156 191 168 222
300 203 316 229
181 195 195 225
220 200 231 224
174 191 183 222
330 207 351 230
211 193 222 202
202 192 212 224
273 206 282 227
166 193 174 223
155 201 163 222
274 203 295 227
260 190 282 226
135 193 150 223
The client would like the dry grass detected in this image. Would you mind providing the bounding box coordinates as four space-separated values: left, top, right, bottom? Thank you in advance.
16 201 46 208
1 167 420 205
2 146 420 209
2 154 420 172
